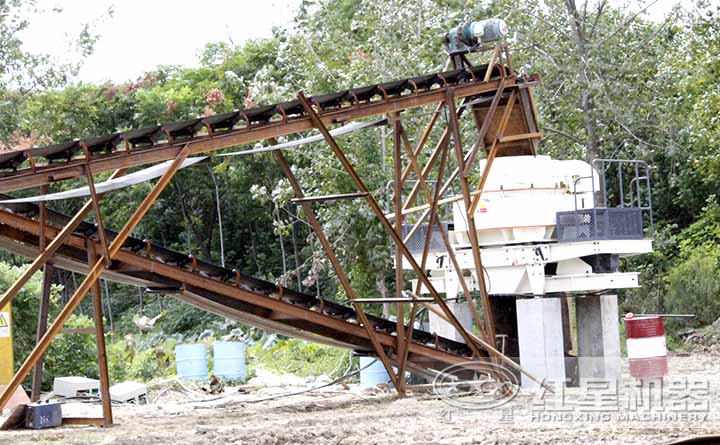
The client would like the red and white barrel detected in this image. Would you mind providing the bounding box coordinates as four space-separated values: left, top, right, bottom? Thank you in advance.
624 313 668 379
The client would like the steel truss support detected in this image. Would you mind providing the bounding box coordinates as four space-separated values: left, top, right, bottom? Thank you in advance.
445 88 496 346
297 92 485 364
30 263 52 402
0 145 192 411
8 170 123 401
397 121 485 339
398 102 443 192
464 78 506 176
84 162 110 266
469 91 518 215
273 150 401 391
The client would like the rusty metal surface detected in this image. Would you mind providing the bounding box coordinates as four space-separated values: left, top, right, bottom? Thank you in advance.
0 202 474 372
0 65 539 194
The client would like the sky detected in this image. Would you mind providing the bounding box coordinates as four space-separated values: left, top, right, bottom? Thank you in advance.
19 0 684 85
20 0 302 83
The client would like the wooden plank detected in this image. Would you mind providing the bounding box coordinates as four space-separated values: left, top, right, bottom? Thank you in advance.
62 417 105 426
499 132 543 143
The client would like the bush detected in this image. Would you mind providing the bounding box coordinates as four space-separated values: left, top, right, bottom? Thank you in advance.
43 315 99 388
665 247 720 327
107 334 177 383
248 338 352 378
106 336 130 383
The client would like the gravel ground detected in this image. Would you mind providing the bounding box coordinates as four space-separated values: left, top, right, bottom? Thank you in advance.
2 354 718 445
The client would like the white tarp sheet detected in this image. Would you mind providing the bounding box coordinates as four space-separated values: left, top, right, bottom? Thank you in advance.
217 118 386 157
0 156 207 204
0 118 385 204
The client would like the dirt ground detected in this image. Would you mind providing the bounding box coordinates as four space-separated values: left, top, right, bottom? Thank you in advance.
2 353 719 445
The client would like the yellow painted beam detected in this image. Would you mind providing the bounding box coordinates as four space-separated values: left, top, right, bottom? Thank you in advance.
0 302 12 384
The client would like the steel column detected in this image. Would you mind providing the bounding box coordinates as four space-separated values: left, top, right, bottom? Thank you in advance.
29 263 53 402
87 241 113 425
391 113 406 394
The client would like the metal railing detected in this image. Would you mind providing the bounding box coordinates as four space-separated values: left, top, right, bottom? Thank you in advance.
557 159 653 242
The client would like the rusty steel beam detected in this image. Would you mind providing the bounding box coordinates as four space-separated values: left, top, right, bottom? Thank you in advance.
418 296 552 392
469 91 518 215
0 204 91 312
0 206 475 371
398 102 443 190
290 192 368 204
87 242 113 426
463 78 506 177
400 121 485 339
39 186 47 250
401 128 451 212
0 170 123 313
31 183 49 402
399 139 452 378
85 166 110 267
445 88 496 345
30 263 53 402
0 78 511 195
391 113 407 394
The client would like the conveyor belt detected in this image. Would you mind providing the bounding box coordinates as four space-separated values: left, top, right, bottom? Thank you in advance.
0 200 478 375
0 64 539 194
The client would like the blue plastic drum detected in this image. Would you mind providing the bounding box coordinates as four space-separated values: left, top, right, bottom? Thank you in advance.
359 356 391 387
213 341 246 381
175 343 208 380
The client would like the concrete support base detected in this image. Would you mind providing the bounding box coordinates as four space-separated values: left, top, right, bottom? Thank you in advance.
576 294 621 383
516 297 566 390
428 302 473 344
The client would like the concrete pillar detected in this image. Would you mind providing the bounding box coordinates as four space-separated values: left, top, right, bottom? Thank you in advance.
428 302 473 344
516 297 566 390
576 294 621 383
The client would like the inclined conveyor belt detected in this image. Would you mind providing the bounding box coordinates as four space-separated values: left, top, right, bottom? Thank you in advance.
0 199 476 375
